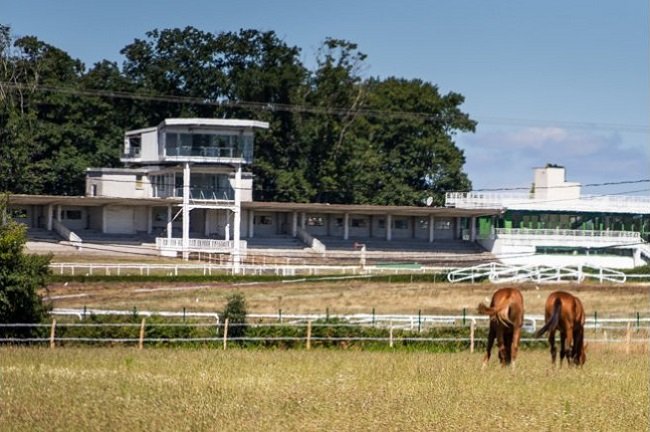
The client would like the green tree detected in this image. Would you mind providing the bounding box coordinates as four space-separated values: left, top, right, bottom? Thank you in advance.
222 292 247 340
0 194 51 338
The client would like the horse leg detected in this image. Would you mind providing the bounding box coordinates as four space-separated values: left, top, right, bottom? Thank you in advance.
511 326 521 369
549 330 557 366
497 326 507 367
483 321 496 369
503 330 513 366
559 332 566 368
564 325 574 367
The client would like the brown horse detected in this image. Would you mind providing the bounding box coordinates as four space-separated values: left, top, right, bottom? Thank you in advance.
477 287 524 368
535 291 586 367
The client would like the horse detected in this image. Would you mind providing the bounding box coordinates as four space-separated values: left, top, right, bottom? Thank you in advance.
477 287 524 368
535 291 586 367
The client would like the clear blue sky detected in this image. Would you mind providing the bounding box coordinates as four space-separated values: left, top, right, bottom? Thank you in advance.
3 0 649 195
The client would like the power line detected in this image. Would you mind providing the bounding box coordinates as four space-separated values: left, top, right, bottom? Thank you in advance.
3 81 649 133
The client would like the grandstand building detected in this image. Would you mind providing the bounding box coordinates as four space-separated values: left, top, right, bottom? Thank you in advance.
9 118 498 268
445 165 650 268
8 119 649 269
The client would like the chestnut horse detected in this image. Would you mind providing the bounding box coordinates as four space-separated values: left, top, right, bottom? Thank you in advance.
535 291 586 367
477 287 524 368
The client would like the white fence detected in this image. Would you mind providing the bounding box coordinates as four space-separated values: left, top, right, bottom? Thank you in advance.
447 263 629 284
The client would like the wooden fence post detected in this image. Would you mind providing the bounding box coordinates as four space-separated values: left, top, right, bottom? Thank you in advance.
138 318 146 350
470 319 475 353
49 319 57 349
223 318 229 350
306 321 312 350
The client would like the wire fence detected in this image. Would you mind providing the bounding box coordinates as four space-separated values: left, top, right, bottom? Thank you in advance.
2 311 648 351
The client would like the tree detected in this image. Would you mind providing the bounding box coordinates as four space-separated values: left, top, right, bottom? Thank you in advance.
0 194 51 337
222 292 247 341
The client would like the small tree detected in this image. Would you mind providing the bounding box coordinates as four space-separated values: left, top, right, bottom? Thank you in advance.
0 194 51 338
222 292 247 341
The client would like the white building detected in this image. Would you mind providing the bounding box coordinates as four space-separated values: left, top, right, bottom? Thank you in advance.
446 165 650 269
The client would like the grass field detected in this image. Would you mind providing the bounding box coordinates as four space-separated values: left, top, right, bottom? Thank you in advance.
1 347 647 431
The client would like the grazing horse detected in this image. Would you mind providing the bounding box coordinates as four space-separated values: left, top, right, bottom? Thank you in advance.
535 291 586 367
477 287 524 368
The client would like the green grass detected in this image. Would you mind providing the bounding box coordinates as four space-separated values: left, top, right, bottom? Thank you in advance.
1 347 647 431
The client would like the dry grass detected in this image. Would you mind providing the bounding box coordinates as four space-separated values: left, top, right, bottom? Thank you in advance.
0 347 647 431
46 280 650 317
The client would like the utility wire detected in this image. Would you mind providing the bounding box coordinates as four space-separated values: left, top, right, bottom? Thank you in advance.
3 81 649 133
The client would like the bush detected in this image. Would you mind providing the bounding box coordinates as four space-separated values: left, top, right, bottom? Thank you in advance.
223 292 247 340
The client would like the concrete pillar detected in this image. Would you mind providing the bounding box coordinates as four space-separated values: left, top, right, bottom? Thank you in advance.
386 214 392 241
166 204 172 239
343 213 349 240
182 162 190 260
455 217 462 240
101 206 107 234
300 212 306 230
233 164 242 273
46 204 53 231
248 210 255 238
470 216 477 241
292 212 298 237
204 209 210 237
56 205 62 221
147 207 153 235
429 215 435 243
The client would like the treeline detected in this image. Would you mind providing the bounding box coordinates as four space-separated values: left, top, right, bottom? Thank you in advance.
0 25 474 205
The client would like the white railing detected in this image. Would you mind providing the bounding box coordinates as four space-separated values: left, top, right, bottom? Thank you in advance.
155 238 247 253
52 219 82 245
447 262 627 284
445 192 650 213
494 228 640 246
296 227 326 253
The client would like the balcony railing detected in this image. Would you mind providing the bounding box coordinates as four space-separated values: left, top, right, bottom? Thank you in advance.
493 228 641 246
165 146 252 163
152 186 234 201
446 192 650 213
156 238 247 253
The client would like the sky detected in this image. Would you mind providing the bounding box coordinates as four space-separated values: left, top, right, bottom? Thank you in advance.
3 0 649 196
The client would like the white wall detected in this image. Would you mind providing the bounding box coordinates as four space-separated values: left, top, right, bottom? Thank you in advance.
140 130 159 161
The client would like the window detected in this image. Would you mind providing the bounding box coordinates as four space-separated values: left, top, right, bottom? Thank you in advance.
65 210 82 220
90 184 97 197
418 218 429 230
307 216 324 226
435 220 452 230
377 218 385 229
335 218 344 227
10 208 27 219
254 215 273 225
351 218 367 228
135 175 144 190
393 219 408 230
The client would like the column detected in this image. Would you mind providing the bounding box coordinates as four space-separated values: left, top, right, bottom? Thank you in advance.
166 204 172 240
204 209 210 237
147 207 153 235
46 204 53 231
182 162 190 260
292 211 298 237
429 215 435 243
233 164 242 273
300 212 306 230
386 214 392 241
56 205 62 222
470 216 477 241
343 213 349 240
455 217 462 240
248 210 255 238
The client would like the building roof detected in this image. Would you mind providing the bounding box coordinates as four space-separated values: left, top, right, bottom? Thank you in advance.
8 194 501 217
160 118 270 130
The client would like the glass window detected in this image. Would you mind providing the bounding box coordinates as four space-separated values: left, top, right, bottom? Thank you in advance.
377 218 385 229
307 216 324 226
351 218 367 228
65 210 82 220
394 219 408 230
255 215 273 225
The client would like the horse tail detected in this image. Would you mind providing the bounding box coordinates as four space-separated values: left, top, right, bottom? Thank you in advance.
477 302 512 327
535 298 562 338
